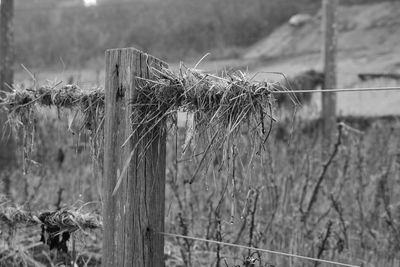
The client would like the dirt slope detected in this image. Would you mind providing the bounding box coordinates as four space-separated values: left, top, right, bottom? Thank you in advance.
240 1 400 117
244 1 400 60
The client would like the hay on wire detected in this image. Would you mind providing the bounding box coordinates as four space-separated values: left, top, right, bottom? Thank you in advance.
0 66 279 148
124 65 280 185
125 67 324 160
130 65 276 140
0 205 102 232
0 84 104 111
0 84 105 135
0 68 323 119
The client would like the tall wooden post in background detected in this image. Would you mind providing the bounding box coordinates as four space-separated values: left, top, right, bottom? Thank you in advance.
0 0 13 94
0 0 16 196
102 48 167 267
322 0 338 142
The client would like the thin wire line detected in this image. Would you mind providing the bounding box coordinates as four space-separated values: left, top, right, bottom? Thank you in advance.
160 232 360 267
270 86 400 94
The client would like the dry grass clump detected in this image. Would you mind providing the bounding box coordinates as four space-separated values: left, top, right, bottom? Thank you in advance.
132 65 276 158
0 85 104 112
0 199 101 233
37 209 101 233
0 84 104 133
136 65 274 126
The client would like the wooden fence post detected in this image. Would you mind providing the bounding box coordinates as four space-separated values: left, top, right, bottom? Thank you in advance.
0 0 14 94
102 48 167 267
322 0 338 142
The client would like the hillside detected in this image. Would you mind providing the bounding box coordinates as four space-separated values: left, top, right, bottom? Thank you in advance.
239 1 400 117
244 1 400 60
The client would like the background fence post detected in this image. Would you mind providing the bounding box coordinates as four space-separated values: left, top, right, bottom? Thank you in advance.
102 48 167 267
0 0 13 94
322 0 338 142
0 0 16 197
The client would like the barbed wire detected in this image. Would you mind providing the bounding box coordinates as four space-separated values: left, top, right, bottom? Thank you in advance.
161 232 361 267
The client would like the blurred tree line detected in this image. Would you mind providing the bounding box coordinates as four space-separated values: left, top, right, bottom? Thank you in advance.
11 0 320 68
10 0 387 68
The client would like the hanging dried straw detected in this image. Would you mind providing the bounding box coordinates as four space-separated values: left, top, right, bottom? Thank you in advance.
0 65 278 151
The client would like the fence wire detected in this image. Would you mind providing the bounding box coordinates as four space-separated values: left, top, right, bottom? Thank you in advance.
161 232 361 267
270 86 400 94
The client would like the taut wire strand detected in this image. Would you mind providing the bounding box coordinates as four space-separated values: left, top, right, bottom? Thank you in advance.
160 232 360 267
270 86 400 94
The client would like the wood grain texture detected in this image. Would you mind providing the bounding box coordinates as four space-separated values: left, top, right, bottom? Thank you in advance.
102 48 167 267
322 0 338 141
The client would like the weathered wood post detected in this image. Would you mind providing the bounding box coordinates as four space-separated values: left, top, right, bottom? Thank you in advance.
321 0 338 142
102 48 167 267
0 0 14 94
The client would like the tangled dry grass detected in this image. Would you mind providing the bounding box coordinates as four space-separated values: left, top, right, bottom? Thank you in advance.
0 201 101 234
0 85 103 115
0 84 105 136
